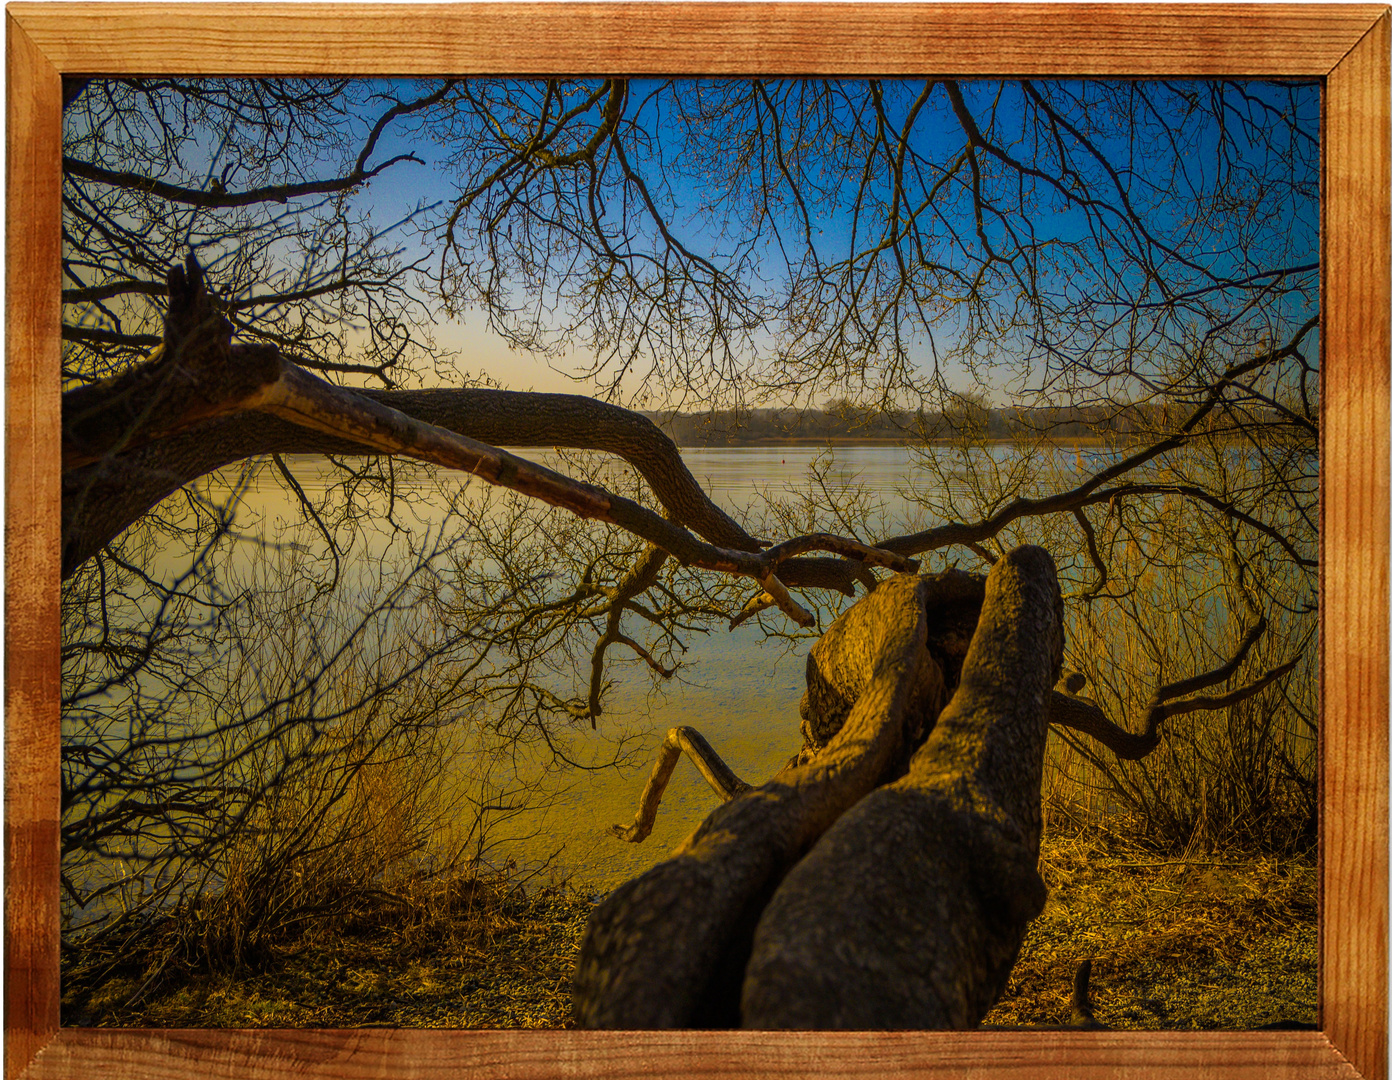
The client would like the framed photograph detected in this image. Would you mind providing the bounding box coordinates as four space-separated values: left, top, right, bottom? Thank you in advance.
9 3 1387 1078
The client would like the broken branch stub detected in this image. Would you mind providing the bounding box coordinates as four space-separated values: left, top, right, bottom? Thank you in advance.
739 544 1063 1029
62 256 282 470
610 726 752 844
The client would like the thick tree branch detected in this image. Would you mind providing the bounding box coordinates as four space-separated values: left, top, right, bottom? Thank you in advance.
63 83 454 209
1048 624 1301 761
61 259 912 616
249 362 916 620
63 152 422 208
62 257 282 468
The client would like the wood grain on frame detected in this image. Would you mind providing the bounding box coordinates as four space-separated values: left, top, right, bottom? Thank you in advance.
6 5 1387 1080
4 14 63 1080
4 2 1388 75
1322 13 1392 1080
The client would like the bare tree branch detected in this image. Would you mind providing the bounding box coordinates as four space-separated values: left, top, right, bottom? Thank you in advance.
1048 622 1300 761
609 725 753 844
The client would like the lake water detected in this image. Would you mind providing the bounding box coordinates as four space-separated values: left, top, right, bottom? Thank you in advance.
457 444 944 892
249 444 973 893
399 442 1107 892
65 437 1317 933
114 441 1111 900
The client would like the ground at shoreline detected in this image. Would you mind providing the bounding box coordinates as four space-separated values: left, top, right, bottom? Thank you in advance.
61 872 594 1030
982 833 1316 1029
62 833 1314 1030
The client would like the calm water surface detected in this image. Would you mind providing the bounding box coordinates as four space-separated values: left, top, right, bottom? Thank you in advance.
443 446 949 891
200 444 1090 893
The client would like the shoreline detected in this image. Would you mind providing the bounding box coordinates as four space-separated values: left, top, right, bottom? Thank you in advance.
61 833 1315 1031
497 434 1131 450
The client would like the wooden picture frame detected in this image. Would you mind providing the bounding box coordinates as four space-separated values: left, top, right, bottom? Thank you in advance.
7 3 1388 1078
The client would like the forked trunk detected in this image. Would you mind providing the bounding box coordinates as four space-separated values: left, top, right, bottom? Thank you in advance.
574 545 1063 1028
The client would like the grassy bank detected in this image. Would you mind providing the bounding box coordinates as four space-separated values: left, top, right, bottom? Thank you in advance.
63 829 1314 1031
62 867 594 1030
982 830 1315 1029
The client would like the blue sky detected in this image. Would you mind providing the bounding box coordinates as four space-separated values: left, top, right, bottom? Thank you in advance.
66 76 1321 408
361 78 1318 405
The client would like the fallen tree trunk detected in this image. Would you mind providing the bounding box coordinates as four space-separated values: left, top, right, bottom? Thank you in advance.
582 540 1303 1028
574 546 1063 1029
740 544 1062 1028
572 572 947 1028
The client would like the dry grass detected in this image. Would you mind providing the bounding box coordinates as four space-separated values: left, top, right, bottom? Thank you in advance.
64 826 1316 1032
62 866 593 1029
983 829 1317 1030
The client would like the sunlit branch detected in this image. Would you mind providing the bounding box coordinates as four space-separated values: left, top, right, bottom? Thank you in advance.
609 725 753 844
1049 620 1300 760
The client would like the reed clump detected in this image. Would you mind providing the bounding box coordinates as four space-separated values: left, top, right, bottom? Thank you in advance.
62 663 589 1028
1044 606 1316 857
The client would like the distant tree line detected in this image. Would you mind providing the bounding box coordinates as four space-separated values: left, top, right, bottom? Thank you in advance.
645 400 1278 446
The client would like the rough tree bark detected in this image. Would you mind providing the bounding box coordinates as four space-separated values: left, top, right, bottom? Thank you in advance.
574 572 951 1027
574 551 1062 1028
740 544 1062 1028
